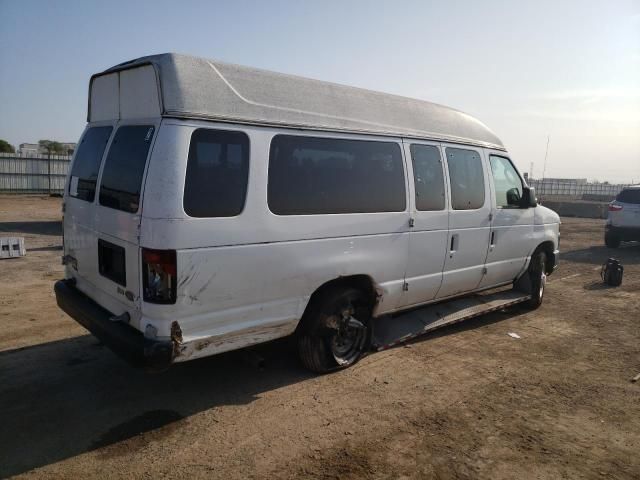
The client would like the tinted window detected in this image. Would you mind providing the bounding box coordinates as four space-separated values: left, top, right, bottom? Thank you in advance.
410 144 445 211
490 155 523 208
617 189 640 204
99 125 155 213
69 127 112 202
446 147 485 210
268 135 406 215
183 129 250 217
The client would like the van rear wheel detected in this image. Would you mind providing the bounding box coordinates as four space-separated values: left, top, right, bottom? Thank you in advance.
297 288 372 373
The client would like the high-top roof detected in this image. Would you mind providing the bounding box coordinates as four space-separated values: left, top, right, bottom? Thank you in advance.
90 53 504 149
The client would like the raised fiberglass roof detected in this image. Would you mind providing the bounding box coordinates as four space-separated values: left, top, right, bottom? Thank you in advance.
91 53 504 149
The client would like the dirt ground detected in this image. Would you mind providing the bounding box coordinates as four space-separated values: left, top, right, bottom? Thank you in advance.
0 195 638 479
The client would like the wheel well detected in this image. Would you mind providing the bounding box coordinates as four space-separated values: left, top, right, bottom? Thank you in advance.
296 275 379 332
532 241 555 274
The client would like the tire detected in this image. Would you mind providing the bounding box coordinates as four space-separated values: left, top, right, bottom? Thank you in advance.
524 251 547 310
297 287 372 373
605 231 621 249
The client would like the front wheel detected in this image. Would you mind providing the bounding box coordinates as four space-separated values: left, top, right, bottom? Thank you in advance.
524 251 547 310
297 288 372 373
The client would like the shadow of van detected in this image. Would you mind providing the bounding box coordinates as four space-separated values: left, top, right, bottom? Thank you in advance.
0 304 524 477
0 334 308 477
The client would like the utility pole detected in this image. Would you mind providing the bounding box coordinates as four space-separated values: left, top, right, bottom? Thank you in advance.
542 135 550 180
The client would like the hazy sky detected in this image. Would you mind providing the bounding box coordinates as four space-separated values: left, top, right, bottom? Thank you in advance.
1 0 638 182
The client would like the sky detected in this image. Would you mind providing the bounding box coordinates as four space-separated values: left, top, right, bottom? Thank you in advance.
0 0 638 182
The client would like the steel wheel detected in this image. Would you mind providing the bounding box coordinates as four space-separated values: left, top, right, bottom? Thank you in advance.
329 305 368 366
297 287 372 373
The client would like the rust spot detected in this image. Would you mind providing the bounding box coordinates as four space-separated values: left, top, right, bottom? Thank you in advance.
171 321 184 359
170 321 183 343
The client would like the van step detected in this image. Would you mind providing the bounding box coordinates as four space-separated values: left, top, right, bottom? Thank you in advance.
371 289 530 351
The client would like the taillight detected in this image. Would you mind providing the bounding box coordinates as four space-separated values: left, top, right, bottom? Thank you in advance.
142 248 177 304
609 204 623 212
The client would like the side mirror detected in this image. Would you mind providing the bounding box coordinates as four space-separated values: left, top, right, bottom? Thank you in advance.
521 186 538 208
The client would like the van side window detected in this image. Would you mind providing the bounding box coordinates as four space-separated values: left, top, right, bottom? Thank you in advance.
445 147 485 210
99 125 155 213
183 129 250 217
410 144 445 211
68 126 113 202
268 135 406 215
489 155 523 208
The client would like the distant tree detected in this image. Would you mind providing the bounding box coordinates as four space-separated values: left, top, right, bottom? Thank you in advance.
38 140 66 155
0 139 15 153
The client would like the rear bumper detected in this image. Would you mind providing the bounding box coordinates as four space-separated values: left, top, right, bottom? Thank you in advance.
606 224 640 241
54 279 174 369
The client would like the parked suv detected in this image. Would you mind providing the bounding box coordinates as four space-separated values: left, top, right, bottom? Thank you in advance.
605 186 640 248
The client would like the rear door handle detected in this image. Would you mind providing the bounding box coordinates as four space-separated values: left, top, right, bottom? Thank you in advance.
449 234 458 258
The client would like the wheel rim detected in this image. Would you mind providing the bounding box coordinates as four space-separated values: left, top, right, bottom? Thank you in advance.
538 267 547 300
329 306 367 366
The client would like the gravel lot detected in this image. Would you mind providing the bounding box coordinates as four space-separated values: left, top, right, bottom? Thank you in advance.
1 195 638 479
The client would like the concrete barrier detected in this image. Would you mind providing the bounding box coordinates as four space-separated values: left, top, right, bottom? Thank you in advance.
539 200 608 219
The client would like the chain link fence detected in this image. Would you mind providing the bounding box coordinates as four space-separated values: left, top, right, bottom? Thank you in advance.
529 178 632 202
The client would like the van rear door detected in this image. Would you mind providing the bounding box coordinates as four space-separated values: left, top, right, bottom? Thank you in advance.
64 123 157 325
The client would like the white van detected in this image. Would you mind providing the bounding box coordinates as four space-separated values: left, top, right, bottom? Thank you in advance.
55 53 560 372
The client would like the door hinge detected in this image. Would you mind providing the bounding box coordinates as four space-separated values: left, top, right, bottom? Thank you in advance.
402 281 409 291
409 217 415 228
488 213 493 221
482 267 488 275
